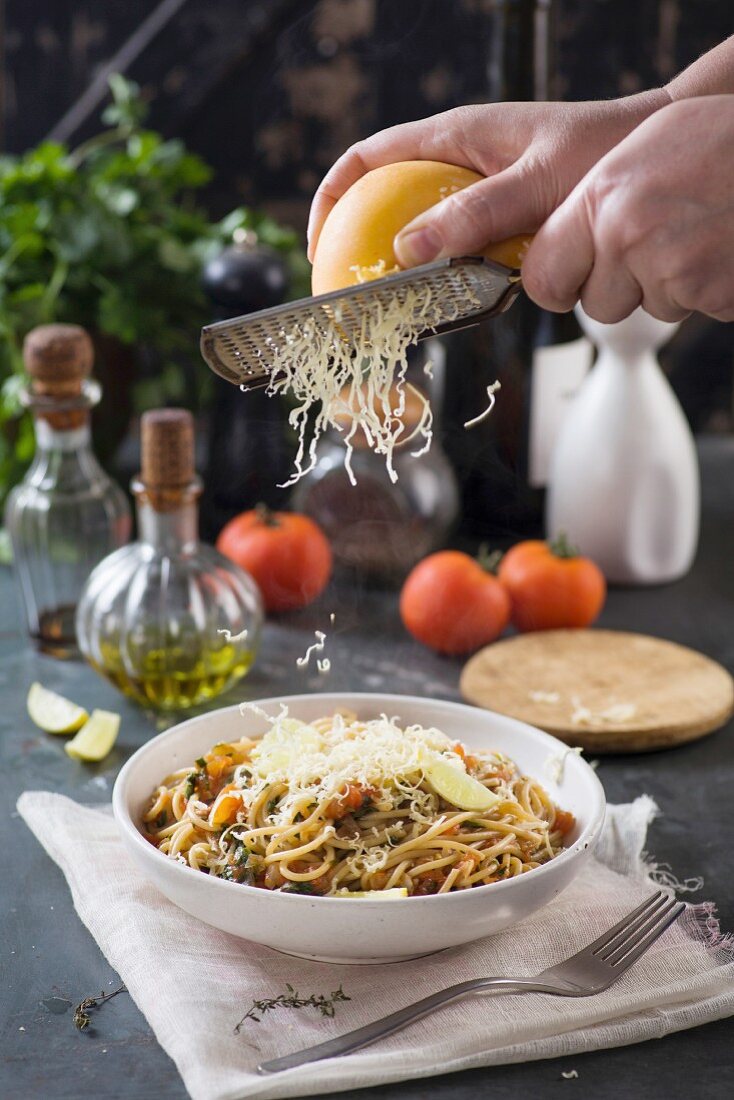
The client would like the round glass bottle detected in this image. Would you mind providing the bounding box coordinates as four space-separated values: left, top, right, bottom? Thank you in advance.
4 324 131 657
76 409 263 711
290 383 460 582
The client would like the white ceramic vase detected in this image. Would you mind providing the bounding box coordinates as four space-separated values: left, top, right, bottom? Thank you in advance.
546 305 700 585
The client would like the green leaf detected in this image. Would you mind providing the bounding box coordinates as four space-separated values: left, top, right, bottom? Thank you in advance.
1 374 26 415
96 185 139 216
8 283 45 304
102 74 147 128
158 237 195 273
0 68 305 507
0 528 13 565
97 284 139 344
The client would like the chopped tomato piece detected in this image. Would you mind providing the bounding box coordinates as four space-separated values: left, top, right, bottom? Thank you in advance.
206 754 234 781
451 743 478 770
211 790 242 827
554 809 575 835
413 868 448 895
324 784 375 820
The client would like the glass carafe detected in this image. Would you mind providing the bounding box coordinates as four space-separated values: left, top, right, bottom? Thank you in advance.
290 382 460 582
76 409 263 711
4 324 131 657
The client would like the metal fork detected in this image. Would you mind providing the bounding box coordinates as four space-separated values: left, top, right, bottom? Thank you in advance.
257 891 684 1075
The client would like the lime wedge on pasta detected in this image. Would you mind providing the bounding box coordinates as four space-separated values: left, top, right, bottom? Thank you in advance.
424 757 502 812
64 709 120 762
27 682 88 735
252 719 323 776
333 888 408 899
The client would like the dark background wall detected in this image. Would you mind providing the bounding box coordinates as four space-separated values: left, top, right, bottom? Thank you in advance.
1 0 733 538
3 1 733 230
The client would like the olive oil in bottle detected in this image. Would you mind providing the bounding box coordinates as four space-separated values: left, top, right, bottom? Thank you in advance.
76 409 263 712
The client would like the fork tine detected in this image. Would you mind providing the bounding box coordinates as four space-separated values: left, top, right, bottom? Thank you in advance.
604 899 685 968
593 892 670 958
578 891 663 957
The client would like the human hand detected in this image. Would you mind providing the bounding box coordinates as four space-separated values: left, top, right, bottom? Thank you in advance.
307 92 668 265
522 96 734 323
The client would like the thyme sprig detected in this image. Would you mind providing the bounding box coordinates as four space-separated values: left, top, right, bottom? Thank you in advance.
73 983 128 1031
234 984 350 1032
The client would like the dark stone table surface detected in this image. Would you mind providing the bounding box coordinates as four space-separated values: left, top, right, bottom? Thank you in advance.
2 437 733 1099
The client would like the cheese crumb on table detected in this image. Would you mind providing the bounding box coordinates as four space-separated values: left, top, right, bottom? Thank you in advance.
529 690 562 704
570 697 638 726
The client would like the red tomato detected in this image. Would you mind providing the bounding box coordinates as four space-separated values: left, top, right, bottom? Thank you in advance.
498 535 606 632
400 550 511 655
216 506 332 613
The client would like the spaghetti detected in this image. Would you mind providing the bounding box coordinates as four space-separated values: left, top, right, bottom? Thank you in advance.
142 710 575 897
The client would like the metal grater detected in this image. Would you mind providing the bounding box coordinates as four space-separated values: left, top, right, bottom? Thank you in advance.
199 256 521 388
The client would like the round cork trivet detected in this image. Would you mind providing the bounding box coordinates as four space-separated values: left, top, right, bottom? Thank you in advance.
460 629 734 753
23 323 94 429
140 408 195 490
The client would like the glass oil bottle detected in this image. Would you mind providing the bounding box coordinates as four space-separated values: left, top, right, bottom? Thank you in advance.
76 408 263 711
5 324 131 657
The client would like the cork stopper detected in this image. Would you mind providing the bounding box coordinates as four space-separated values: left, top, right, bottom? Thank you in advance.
23 324 95 429
24 324 94 396
140 408 195 490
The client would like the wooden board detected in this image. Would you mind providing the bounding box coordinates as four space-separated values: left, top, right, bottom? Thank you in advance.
460 629 734 753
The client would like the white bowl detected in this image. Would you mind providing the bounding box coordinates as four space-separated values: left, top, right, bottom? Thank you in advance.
113 693 606 963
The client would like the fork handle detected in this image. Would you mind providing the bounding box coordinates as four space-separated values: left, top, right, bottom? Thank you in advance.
257 976 552 1074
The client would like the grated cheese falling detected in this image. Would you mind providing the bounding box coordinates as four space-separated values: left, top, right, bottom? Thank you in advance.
296 630 327 670
464 380 501 430
258 277 480 487
218 628 248 644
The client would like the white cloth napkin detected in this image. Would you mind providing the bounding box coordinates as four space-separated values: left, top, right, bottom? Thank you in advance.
18 791 734 1100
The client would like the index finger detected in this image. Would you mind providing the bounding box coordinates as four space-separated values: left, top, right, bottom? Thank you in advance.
306 113 485 261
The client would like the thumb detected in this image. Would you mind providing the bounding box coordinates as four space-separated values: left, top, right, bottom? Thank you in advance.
394 161 541 267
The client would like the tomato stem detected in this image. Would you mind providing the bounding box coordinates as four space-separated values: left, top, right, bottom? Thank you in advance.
476 543 503 575
548 531 579 559
255 502 280 528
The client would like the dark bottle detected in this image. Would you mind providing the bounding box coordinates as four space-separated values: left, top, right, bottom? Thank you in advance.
200 229 292 541
443 1 584 541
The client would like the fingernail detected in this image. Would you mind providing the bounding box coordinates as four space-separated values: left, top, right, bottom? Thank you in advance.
395 226 443 267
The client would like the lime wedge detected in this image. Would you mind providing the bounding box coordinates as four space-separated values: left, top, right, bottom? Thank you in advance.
64 710 120 762
332 888 408 899
253 719 323 776
424 756 502 812
27 682 88 735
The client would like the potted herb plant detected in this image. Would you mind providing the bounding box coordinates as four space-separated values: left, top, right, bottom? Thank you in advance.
0 74 308 502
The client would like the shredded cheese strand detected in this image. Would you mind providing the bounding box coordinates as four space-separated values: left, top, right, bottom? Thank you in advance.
464 380 501 430
255 279 480 486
